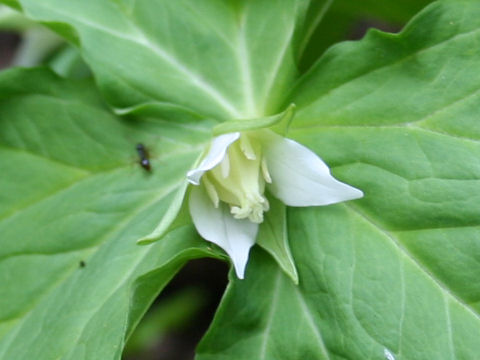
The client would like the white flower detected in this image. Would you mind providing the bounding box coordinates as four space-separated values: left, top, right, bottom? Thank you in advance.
187 130 363 279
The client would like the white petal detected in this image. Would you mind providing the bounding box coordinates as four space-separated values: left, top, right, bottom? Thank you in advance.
189 186 258 279
263 133 363 206
187 132 240 185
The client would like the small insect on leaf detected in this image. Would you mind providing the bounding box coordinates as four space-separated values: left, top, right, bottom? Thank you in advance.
79 260 86 268
136 143 151 172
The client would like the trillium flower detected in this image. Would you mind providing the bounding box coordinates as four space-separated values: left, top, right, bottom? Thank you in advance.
187 130 363 279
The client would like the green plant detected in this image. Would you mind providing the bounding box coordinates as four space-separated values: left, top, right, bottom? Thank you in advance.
1 1 479 359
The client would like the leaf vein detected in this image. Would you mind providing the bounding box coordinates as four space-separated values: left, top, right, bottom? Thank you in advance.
294 286 332 360
237 11 256 117
259 271 281 360
346 204 480 323
444 295 456 359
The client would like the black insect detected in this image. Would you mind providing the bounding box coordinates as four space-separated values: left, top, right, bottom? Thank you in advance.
79 260 86 268
136 143 151 172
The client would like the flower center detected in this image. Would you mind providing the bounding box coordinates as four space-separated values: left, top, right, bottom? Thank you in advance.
203 133 272 223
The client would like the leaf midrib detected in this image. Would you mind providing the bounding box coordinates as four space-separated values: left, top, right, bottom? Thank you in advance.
0 146 200 225
291 123 480 145
258 271 281 360
294 78 480 142
293 286 332 359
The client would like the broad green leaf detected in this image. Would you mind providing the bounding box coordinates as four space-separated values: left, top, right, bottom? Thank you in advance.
0 68 221 359
3 1 480 359
4 0 332 120
198 1 480 359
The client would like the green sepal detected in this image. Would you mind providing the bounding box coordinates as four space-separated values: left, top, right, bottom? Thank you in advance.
256 194 298 284
114 101 213 125
48 46 91 79
212 103 296 136
137 182 191 245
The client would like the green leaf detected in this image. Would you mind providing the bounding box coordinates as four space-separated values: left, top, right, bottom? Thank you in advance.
3 1 480 359
4 0 328 120
0 68 220 359
198 1 480 358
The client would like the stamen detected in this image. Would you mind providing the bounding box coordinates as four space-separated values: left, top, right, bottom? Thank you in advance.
250 210 264 223
231 205 264 223
203 176 219 208
230 206 244 218
229 193 269 223
261 157 272 183
220 153 230 178
261 197 270 212
240 134 256 160
207 133 270 223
